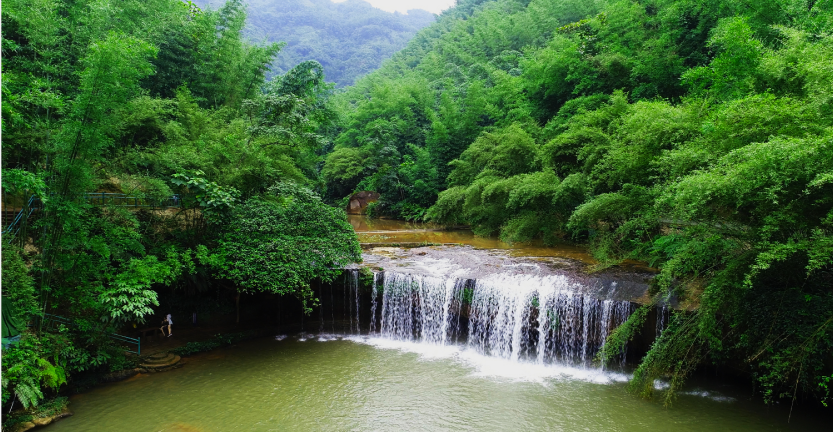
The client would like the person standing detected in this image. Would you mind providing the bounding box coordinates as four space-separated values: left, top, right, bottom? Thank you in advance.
166 313 173 337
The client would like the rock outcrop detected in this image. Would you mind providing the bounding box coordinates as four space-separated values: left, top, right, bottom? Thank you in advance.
8 408 72 432
347 191 379 214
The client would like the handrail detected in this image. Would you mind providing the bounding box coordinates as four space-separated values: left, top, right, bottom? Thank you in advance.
3 193 181 242
82 192 181 208
2 195 39 238
41 313 141 356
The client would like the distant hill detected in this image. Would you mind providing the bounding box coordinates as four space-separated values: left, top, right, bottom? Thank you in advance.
193 0 436 87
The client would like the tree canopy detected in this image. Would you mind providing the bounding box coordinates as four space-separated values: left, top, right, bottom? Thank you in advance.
193 0 436 87
1 0 360 409
321 0 833 405
214 183 362 313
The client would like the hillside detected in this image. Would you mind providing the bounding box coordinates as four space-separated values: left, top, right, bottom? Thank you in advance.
194 0 436 86
322 0 833 404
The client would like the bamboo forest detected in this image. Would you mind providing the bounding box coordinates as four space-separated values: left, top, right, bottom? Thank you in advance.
1 0 831 430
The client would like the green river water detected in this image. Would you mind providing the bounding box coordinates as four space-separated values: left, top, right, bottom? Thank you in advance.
45 335 825 431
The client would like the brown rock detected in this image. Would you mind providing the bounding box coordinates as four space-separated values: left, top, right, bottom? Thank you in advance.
14 421 36 432
51 408 74 422
32 417 52 426
346 191 380 214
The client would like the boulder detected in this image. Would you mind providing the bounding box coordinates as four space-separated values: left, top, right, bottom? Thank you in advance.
31 417 51 427
346 191 380 215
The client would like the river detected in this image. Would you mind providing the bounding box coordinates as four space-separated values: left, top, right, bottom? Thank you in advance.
45 335 824 431
45 216 826 431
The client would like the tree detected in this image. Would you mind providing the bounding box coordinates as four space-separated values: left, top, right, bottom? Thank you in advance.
324 0 833 405
214 183 361 321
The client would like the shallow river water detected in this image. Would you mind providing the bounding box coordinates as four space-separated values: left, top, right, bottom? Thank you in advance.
46 335 824 432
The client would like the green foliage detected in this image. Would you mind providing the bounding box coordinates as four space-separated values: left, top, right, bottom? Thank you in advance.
2 396 69 430
193 0 435 87
172 170 239 215
2 0 362 408
212 183 362 312
2 244 39 322
1 335 67 408
99 254 181 323
682 17 762 101
322 147 369 195
822 374 833 407
322 0 833 405
1 169 47 198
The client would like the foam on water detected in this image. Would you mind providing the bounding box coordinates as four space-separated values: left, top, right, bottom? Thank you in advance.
344 335 630 384
680 390 736 403
284 332 737 402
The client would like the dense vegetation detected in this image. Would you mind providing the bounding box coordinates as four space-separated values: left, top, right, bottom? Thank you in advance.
2 0 831 414
1 0 359 410
194 0 435 87
323 0 833 404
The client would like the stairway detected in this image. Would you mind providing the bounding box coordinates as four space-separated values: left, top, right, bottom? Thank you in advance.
139 352 182 371
2 210 17 228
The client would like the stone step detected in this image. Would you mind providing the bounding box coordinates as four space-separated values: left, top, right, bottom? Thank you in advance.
146 352 170 360
140 353 181 370
145 352 173 361
143 354 176 365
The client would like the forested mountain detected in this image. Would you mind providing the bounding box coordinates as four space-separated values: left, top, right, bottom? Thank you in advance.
322 0 833 404
194 0 436 86
2 0 360 409
2 0 831 415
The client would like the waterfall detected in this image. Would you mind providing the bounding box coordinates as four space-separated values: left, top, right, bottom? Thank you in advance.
378 272 465 343
354 270 361 334
366 270 633 366
370 272 380 333
342 269 361 334
656 305 669 338
330 280 336 333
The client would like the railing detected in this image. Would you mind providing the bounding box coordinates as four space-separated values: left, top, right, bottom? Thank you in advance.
2 195 40 238
83 192 181 208
2 193 181 242
40 313 141 355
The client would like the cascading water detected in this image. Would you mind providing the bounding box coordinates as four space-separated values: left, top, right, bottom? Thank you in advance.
378 272 465 344
468 274 632 365
341 270 361 334
353 271 360 334
354 270 634 367
656 305 669 338
370 272 380 333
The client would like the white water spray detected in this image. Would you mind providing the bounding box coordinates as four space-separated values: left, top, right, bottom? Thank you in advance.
365 270 633 366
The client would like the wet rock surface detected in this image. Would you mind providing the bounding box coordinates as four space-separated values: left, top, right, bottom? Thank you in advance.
8 408 72 432
356 245 658 304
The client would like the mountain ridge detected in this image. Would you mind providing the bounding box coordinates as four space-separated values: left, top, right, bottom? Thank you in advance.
193 0 436 86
